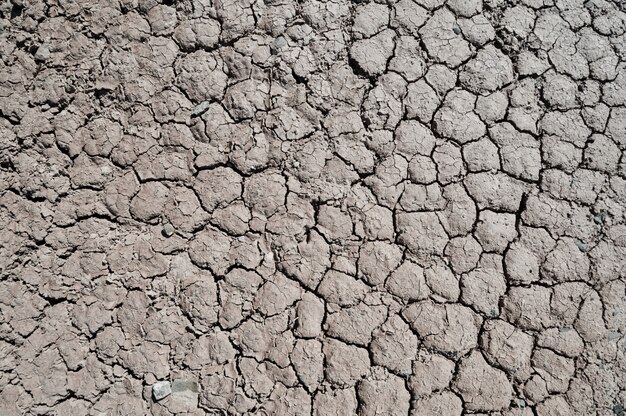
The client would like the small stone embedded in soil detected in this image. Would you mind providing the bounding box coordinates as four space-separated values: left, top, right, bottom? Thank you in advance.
191 101 211 117
152 381 171 401
575 239 588 252
171 380 199 393
162 223 175 237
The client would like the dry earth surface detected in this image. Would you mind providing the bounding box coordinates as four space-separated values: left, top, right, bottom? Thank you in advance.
1 0 626 414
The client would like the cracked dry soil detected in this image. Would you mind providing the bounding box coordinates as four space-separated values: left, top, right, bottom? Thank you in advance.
1 0 626 414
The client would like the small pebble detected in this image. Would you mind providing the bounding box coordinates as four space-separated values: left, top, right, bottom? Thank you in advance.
271 36 288 53
152 381 171 401
574 239 588 253
594 211 608 225
607 331 622 341
162 223 175 237
171 379 199 393
191 101 211 118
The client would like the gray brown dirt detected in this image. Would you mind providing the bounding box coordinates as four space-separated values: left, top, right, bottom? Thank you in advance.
1 0 626 414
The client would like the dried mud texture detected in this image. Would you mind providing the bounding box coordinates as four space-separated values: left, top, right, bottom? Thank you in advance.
1 0 626 415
